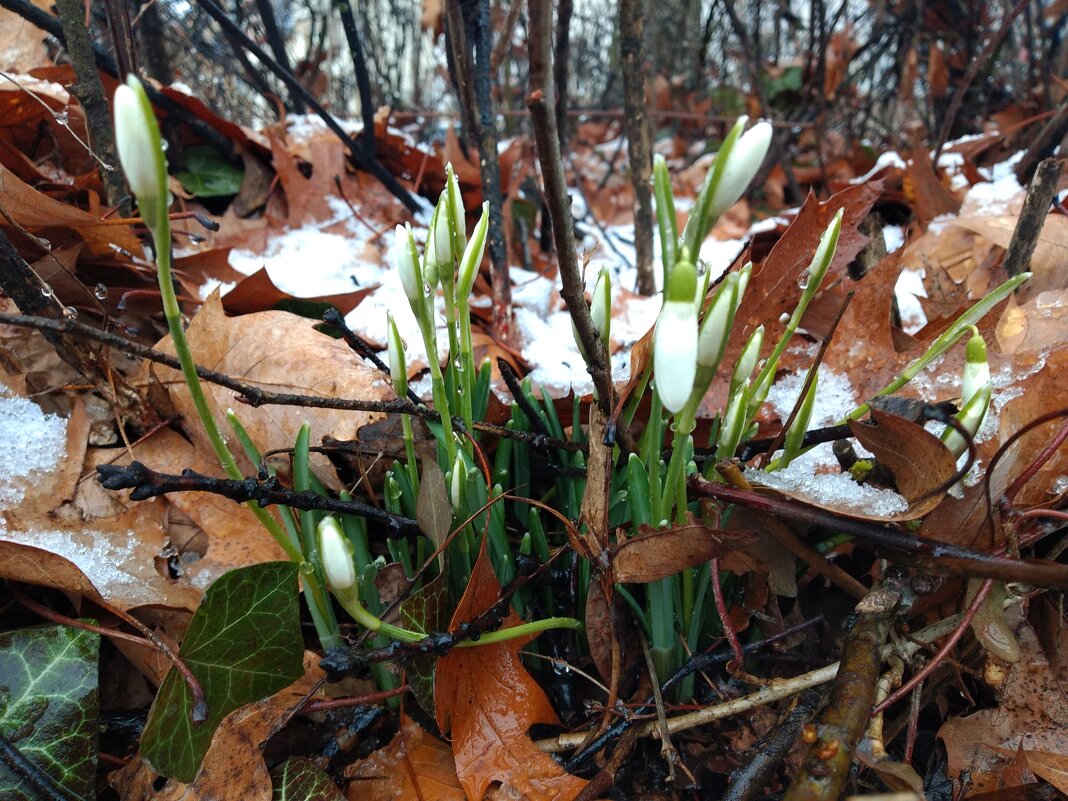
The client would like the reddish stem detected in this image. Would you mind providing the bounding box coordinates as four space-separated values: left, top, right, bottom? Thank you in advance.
301 685 409 713
709 558 744 673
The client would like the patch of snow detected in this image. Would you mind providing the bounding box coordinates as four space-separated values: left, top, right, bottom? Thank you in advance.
882 225 905 254
0 390 67 508
964 151 1025 215
765 365 859 427
750 366 908 516
0 523 153 605
895 267 928 334
746 444 909 516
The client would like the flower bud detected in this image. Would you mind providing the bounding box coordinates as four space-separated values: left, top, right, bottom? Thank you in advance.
697 273 739 370
654 261 699 414
457 202 489 301
446 163 466 253
803 209 844 296
429 192 451 275
591 266 611 346
113 76 168 228
317 516 356 592
718 379 750 457
386 311 407 397
449 452 467 510
943 383 992 457
394 223 422 303
708 120 773 218
732 325 764 395
962 326 990 406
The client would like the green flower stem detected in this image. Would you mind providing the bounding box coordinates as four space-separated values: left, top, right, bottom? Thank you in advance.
148 213 341 649
457 297 476 433
333 582 581 646
844 272 1031 421
418 319 457 463
663 401 698 524
400 413 420 494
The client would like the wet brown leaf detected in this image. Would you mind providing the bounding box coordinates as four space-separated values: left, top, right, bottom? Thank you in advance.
434 540 587 801
848 407 957 517
346 717 464 801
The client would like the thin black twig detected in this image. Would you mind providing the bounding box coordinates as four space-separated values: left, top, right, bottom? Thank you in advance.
321 308 423 406
687 476 1068 589
0 313 584 453
97 461 419 531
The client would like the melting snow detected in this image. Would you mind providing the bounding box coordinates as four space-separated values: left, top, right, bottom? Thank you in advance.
0 390 67 508
748 365 909 516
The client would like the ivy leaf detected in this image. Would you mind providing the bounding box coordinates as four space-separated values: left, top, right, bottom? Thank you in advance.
140 562 304 783
175 144 244 197
0 624 99 801
270 757 343 801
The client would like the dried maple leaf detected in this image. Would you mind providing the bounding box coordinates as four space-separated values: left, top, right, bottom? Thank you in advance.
434 541 588 801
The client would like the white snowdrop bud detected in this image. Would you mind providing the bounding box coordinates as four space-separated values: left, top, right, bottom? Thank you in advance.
654 260 699 414
317 516 356 592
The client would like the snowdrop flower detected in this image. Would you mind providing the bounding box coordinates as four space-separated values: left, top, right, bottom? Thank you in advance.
803 208 844 294
317 516 356 593
708 120 773 218
113 76 168 228
386 312 407 397
943 327 992 456
394 223 422 304
654 260 699 414
457 202 489 301
445 163 466 254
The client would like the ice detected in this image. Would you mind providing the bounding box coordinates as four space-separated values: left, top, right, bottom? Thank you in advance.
750 365 909 516
745 444 909 516
0 391 67 508
0 523 154 606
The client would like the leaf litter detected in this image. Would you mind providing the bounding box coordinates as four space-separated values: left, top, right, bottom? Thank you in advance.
0 64 1067 801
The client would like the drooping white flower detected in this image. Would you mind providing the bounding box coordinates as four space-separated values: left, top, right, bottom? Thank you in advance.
591 266 611 346
449 452 466 510
113 76 168 228
654 260 699 414
962 326 991 406
317 516 356 592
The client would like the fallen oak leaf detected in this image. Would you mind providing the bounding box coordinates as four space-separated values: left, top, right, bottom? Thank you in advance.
434 540 588 801
345 717 465 801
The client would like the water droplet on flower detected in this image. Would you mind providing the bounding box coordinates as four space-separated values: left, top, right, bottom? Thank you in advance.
456 385 464 396
94 284 108 300
453 356 465 372
62 306 78 320
160 139 169 152
41 286 54 298
797 270 810 289
400 337 408 349
423 282 433 297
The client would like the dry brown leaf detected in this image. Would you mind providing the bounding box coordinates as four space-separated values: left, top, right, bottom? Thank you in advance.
953 213 1068 300
610 520 753 584
221 266 376 316
111 652 324 800
346 717 465 801
0 9 52 73
129 428 289 588
1026 750 1068 794
152 292 391 490
939 620 1068 796
0 503 200 611
0 163 142 255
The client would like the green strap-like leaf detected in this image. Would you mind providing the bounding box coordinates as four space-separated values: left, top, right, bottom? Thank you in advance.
140 562 304 782
270 757 343 801
0 624 99 800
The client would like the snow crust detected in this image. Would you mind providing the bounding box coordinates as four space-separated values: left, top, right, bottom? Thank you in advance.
0 388 67 508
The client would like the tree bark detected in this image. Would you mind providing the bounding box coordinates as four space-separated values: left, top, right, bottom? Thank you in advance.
53 0 126 209
619 0 656 295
